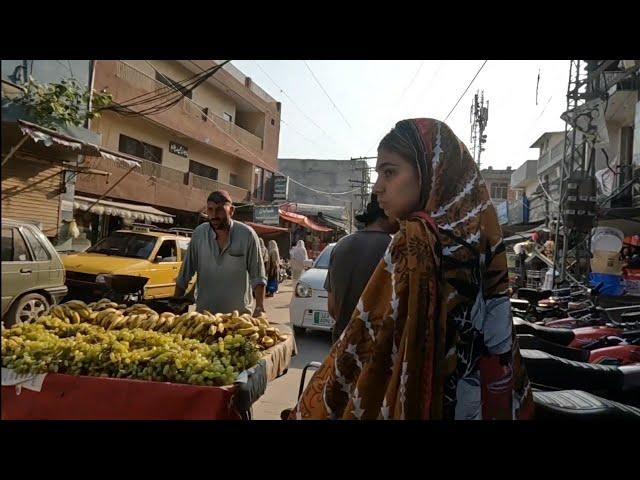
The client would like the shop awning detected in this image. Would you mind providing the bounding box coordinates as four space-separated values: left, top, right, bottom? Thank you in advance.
279 209 331 232
245 222 289 235
73 195 174 224
17 120 141 169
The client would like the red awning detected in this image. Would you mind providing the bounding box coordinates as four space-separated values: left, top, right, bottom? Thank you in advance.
245 221 289 235
279 210 331 232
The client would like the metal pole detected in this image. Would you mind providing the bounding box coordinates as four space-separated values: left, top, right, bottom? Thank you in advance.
85 164 138 214
1 134 29 166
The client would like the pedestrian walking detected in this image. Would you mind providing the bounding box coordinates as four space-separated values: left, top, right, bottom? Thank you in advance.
291 118 533 420
325 194 398 344
266 240 281 297
289 240 309 283
175 190 266 316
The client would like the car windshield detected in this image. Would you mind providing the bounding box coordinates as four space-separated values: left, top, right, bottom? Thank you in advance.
313 245 334 269
87 232 156 259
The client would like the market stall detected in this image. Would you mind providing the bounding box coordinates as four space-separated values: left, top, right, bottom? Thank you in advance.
1 300 296 420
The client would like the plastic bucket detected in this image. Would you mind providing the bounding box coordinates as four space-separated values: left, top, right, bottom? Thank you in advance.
589 272 625 296
591 227 624 253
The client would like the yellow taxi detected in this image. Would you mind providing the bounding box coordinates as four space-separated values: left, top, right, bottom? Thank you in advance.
62 225 194 301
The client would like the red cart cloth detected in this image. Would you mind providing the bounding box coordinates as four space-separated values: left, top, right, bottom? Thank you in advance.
2 372 241 420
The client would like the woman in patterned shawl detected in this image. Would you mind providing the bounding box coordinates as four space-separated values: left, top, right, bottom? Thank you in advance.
290 118 533 420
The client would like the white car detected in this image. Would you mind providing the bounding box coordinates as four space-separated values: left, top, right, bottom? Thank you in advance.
289 243 335 335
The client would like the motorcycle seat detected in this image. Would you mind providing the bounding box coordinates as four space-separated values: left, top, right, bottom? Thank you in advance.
513 318 575 346
533 390 640 420
518 288 552 305
521 349 640 393
517 334 590 362
510 299 529 311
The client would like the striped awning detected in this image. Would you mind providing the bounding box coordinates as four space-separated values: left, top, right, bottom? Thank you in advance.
72 195 174 224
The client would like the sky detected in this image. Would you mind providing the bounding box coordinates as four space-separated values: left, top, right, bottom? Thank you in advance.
232 60 571 174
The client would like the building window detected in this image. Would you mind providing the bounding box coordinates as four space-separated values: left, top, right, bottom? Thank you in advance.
223 112 233 123
271 118 275 126
229 173 239 187
189 160 218 181
118 134 163 163
254 167 264 199
490 182 509 200
155 71 192 99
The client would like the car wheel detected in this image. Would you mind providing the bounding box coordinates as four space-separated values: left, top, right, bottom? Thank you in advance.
7 293 49 327
293 325 305 336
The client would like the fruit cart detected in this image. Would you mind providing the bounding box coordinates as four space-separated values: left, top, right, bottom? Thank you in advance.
1 299 297 420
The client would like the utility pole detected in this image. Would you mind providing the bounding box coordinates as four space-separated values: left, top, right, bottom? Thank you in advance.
349 156 375 211
470 90 489 168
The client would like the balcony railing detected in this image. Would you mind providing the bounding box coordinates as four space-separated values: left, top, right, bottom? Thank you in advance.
135 158 248 202
116 61 263 153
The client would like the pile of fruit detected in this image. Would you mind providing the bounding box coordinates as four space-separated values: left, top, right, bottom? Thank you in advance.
1 316 261 386
47 299 289 350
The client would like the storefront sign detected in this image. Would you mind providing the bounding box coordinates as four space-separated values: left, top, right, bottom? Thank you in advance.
253 206 280 226
272 175 289 202
170 142 188 158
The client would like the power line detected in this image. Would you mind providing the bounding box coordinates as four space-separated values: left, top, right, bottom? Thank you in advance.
252 60 340 146
126 63 358 202
364 60 430 155
444 60 488 122
303 60 352 129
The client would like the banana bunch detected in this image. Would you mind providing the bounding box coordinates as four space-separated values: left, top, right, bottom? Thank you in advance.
87 298 122 312
44 299 290 350
48 300 93 324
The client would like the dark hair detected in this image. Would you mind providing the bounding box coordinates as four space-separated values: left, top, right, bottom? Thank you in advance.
355 193 387 226
207 190 232 205
378 126 418 167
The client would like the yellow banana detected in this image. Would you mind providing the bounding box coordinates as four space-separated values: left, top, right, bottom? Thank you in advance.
261 336 275 348
249 332 260 342
237 326 259 336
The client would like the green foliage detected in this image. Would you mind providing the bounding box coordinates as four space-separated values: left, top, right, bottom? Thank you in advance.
12 76 113 130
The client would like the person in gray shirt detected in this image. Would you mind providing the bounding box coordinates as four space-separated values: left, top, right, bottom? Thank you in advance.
324 194 398 343
175 190 267 316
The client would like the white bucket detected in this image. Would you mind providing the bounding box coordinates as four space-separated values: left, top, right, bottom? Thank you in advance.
591 227 624 253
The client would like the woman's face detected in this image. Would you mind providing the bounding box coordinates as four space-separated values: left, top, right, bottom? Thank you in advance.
373 149 421 221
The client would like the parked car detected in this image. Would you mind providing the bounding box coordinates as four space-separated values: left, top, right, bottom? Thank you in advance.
61 225 194 303
289 243 335 335
1 218 68 326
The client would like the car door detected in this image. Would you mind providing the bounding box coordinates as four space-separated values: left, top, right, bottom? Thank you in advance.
21 225 56 288
1 226 35 316
145 238 180 299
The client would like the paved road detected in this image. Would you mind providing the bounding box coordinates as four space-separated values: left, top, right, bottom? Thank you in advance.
253 280 332 420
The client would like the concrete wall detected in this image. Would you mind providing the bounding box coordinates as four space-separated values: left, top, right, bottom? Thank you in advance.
278 159 368 208
94 111 253 189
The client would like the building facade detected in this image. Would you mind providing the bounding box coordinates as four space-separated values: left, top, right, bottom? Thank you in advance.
73 60 281 240
480 165 514 224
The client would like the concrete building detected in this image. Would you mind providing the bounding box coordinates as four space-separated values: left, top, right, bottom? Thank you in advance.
277 157 369 209
480 166 514 224
1 60 103 250
74 60 282 239
508 160 544 225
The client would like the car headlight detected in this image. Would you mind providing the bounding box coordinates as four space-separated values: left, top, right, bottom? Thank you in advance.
295 282 312 298
95 274 109 284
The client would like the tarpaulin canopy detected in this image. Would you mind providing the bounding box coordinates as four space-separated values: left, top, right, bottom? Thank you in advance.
73 195 174 224
245 221 289 235
18 120 141 169
279 209 331 232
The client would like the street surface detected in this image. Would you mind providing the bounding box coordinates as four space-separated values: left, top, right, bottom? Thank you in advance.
253 280 332 420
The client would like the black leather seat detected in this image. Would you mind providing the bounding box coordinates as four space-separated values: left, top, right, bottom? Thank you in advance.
518 288 551 305
510 299 529 311
513 318 575 346
521 349 640 394
517 334 590 362
533 390 640 420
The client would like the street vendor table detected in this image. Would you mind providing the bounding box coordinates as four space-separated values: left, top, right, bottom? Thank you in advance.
1 336 297 420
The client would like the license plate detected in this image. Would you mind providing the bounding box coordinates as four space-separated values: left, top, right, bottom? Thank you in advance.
311 311 332 326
